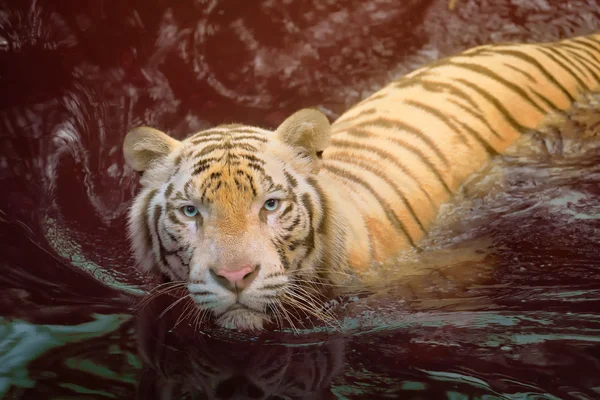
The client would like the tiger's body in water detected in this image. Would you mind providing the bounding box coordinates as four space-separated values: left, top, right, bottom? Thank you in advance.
123 33 600 331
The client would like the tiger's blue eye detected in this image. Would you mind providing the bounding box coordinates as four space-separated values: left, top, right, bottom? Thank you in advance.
182 205 198 217
263 199 279 212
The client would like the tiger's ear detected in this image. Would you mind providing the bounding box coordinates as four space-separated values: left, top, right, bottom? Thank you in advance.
274 108 331 170
123 127 182 172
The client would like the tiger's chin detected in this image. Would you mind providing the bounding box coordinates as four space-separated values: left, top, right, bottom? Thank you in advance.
215 307 270 331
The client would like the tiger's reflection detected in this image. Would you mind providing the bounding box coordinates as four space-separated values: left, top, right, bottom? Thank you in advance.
134 291 344 400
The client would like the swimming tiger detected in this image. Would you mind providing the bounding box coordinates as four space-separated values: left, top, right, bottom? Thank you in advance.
123 33 600 331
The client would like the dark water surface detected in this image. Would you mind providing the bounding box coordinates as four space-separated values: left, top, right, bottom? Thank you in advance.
2 0 600 399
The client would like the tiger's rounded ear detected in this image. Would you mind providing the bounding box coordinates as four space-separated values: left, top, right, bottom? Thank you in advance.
123 127 182 172
275 108 331 168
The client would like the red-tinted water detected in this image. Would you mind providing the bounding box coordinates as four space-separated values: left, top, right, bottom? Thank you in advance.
2 0 600 399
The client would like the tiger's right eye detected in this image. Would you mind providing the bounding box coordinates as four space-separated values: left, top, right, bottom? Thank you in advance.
181 205 199 218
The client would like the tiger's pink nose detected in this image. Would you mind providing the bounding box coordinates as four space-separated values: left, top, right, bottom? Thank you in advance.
211 264 259 292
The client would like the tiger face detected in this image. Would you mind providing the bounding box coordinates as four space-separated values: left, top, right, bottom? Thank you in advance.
124 109 334 330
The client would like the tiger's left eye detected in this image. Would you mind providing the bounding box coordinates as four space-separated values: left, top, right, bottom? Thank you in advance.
181 205 198 217
263 199 280 212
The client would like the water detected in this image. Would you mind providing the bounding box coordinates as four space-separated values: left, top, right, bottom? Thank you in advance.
1 0 600 398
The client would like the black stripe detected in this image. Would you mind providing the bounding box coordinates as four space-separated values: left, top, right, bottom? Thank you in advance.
188 290 213 296
190 135 226 146
347 92 389 112
561 41 600 63
498 60 563 110
450 116 499 156
393 78 421 91
193 143 260 159
300 193 316 259
333 132 452 195
274 239 290 270
153 204 170 269
455 78 526 131
403 99 470 146
267 183 285 192
264 272 285 279
247 163 265 173
536 46 591 91
259 283 286 292
191 132 267 146
191 152 262 175
327 154 427 234
283 215 301 232
500 60 564 114
284 170 298 188
446 98 505 141
167 211 182 225
141 189 159 252
184 180 194 199
336 107 378 124
581 35 600 46
169 160 183 179
356 117 450 166
199 176 222 204
572 37 600 60
192 156 222 176
547 45 597 86
483 48 576 102
306 176 329 235
557 45 600 84
417 79 504 139
229 143 261 153
227 134 268 142
190 129 227 138
164 183 174 199
502 62 537 82
531 86 566 111
310 193 348 279
239 153 265 164
164 243 189 268
449 61 549 115
288 240 300 252
279 204 294 220
414 78 480 110
260 174 275 189
235 170 257 197
195 143 234 158
192 163 211 176
323 164 416 247
226 127 266 134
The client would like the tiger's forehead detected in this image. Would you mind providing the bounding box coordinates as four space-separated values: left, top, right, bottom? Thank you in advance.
173 125 287 205
184 124 271 159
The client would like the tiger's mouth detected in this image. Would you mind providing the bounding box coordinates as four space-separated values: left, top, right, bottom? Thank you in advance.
158 272 274 330
227 302 249 311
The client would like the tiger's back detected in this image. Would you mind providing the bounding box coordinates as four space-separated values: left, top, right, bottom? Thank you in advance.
321 33 600 267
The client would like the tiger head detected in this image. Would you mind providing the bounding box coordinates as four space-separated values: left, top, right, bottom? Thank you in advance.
123 109 339 331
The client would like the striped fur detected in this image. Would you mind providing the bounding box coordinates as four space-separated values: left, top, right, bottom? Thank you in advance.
124 33 600 331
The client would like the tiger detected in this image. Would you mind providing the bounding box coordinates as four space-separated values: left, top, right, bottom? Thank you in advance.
123 33 600 331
